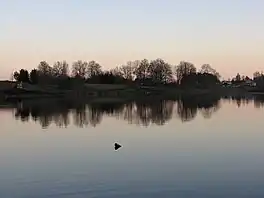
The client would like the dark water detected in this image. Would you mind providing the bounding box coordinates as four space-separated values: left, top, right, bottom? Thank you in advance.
1 96 264 198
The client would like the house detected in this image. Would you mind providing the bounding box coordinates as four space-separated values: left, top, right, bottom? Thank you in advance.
244 79 256 87
221 81 232 87
222 79 256 88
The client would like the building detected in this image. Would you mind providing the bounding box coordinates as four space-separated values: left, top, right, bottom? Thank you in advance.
221 81 232 87
244 79 256 87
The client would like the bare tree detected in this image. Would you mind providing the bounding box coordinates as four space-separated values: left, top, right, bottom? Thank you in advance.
134 59 149 80
119 61 137 80
110 67 122 76
52 61 69 78
253 71 261 79
200 64 220 79
148 58 173 84
71 60 88 79
87 61 102 77
235 73 241 82
120 65 133 80
175 61 196 83
36 61 54 84
38 61 53 76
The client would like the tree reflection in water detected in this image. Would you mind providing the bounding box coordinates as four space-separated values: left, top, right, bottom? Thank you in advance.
222 95 264 109
13 96 231 128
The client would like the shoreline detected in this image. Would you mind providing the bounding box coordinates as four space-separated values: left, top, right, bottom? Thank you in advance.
0 85 262 105
1 80 263 105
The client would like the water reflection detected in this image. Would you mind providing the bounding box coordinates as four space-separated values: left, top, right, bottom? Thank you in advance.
14 95 264 128
223 94 264 108
11 96 227 128
177 95 221 122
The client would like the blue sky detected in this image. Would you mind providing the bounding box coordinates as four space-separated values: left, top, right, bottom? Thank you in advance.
1 0 264 79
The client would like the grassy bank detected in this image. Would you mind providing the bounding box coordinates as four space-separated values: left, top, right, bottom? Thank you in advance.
0 81 255 104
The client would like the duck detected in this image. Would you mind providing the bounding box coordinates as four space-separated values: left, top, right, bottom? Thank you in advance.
114 143 122 150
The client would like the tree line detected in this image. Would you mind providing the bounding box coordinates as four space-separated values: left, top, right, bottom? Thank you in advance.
13 59 221 88
252 71 264 90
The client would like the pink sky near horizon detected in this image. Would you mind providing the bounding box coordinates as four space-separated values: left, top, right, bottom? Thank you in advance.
1 0 264 80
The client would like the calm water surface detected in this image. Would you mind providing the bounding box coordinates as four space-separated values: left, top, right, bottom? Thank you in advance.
1 97 264 198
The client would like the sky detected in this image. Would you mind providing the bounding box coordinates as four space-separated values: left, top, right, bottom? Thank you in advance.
1 0 264 80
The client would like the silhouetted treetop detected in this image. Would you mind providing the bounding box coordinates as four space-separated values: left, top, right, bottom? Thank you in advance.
13 69 30 83
72 60 89 79
200 64 221 79
175 61 196 84
52 61 69 78
29 69 38 84
12 59 224 88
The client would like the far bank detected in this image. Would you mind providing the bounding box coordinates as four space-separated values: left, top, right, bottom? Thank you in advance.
0 81 261 104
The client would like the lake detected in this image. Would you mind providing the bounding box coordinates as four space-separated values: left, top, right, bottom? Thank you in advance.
1 96 264 198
